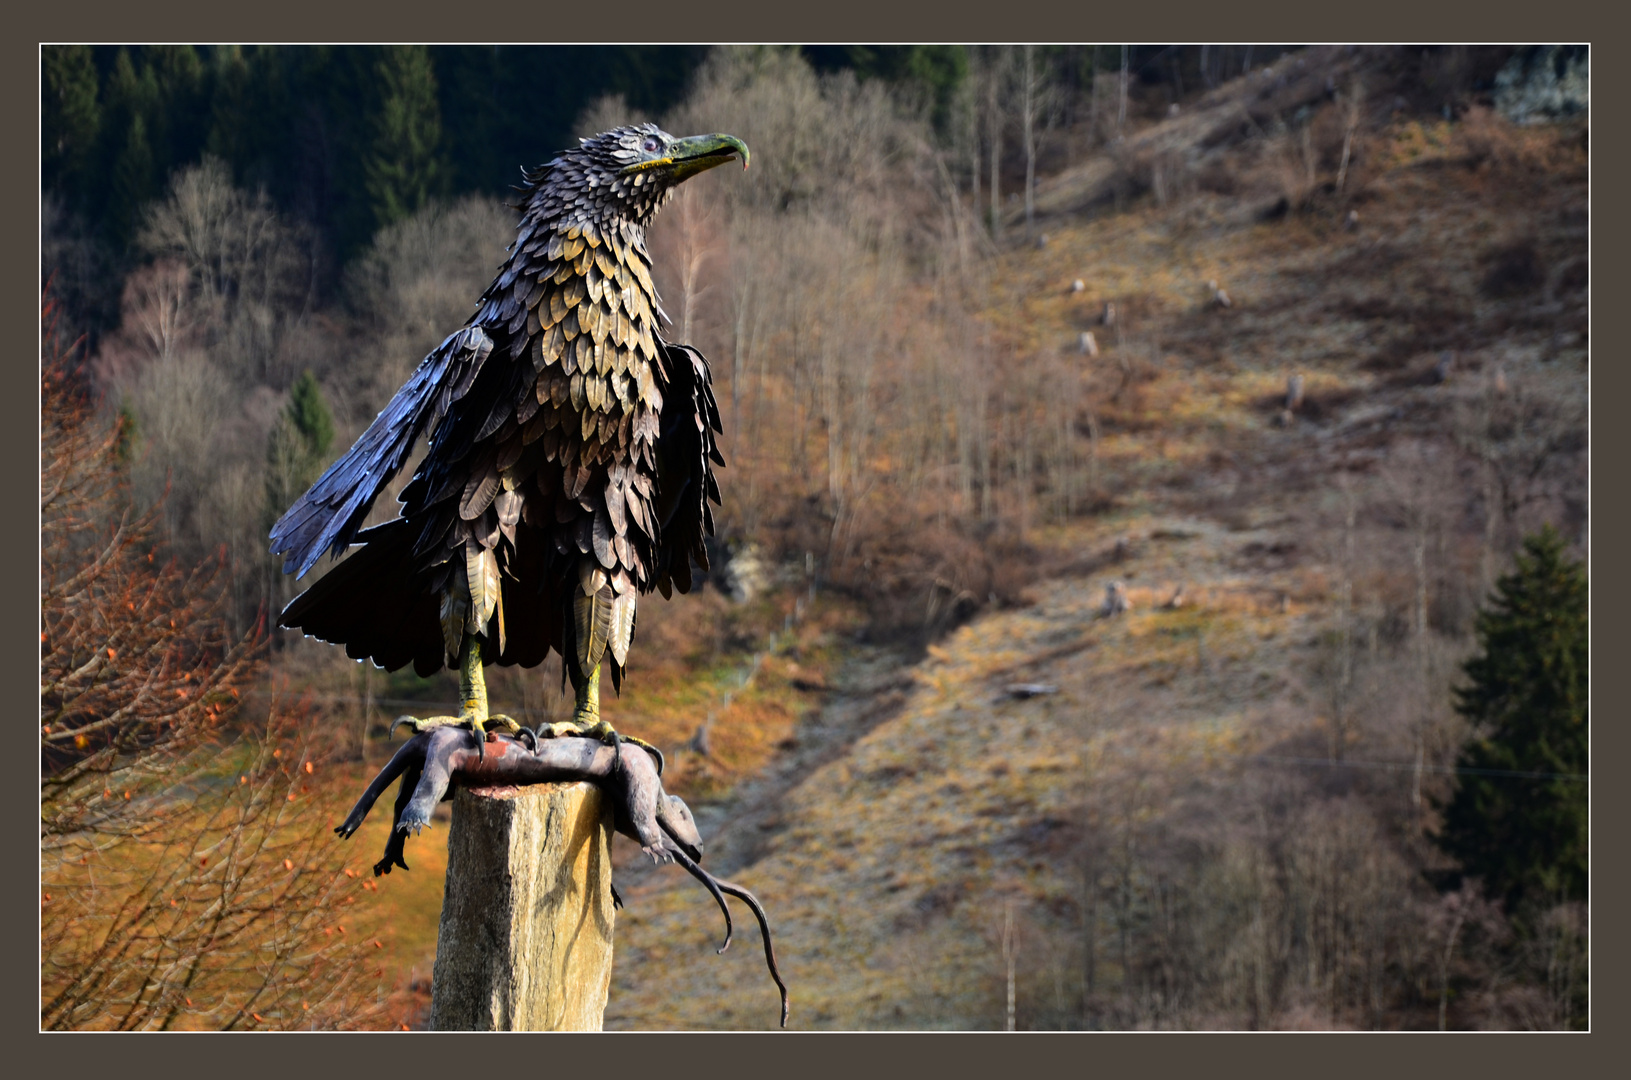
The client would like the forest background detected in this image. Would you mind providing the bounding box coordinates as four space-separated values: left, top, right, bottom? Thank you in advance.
41 44 1588 1030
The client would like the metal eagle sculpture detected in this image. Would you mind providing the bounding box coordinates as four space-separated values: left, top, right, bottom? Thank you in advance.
271 125 749 757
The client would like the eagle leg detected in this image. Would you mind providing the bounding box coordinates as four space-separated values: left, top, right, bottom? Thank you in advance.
388 636 522 761
458 635 489 759
538 664 611 741
536 662 664 773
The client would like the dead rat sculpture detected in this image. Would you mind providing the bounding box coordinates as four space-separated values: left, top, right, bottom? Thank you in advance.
335 726 788 1027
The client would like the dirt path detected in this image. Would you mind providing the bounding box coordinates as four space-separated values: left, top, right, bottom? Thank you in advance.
602 511 1327 1030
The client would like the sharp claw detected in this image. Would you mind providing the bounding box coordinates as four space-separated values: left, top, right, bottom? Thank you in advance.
391 716 419 738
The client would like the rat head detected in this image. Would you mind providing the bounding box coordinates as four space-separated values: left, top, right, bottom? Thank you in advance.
534 124 750 229
656 793 704 862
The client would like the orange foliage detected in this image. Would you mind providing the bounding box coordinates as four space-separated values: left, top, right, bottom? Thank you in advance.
40 289 390 1030
40 289 258 835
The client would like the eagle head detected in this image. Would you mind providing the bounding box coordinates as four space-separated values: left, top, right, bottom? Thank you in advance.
538 124 750 229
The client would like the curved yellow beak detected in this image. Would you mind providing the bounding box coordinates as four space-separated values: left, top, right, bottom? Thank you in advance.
621 133 750 182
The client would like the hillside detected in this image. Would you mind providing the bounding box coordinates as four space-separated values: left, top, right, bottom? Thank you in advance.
122 47 1587 1032
592 52 1588 1031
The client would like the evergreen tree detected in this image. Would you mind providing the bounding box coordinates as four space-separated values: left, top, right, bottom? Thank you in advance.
203 45 251 166
99 50 162 249
804 46 969 135
42 45 101 199
286 368 335 457
143 45 209 174
108 113 156 249
203 45 285 189
1435 526 1588 917
434 45 504 196
364 45 446 233
265 370 335 531
46 46 711 269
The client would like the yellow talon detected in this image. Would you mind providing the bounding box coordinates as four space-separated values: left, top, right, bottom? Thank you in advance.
535 716 662 774
392 640 519 751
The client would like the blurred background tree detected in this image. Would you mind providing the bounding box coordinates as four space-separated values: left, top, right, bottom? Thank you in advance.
42 45 101 199
41 291 384 1031
265 370 335 532
38 43 1586 1030
364 45 447 232
1435 527 1588 919
43 45 716 295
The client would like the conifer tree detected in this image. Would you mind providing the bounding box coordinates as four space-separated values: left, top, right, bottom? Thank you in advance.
1435 526 1588 917
144 45 209 173
108 113 156 248
285 368 336 458
265 370 335 531
101 50 162 248
42 45 101 198
203 45 269 183
364 45 446 232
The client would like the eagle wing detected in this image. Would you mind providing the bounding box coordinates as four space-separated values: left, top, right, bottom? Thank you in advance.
269 325 495 578
276 215 724 679
652 341 725 597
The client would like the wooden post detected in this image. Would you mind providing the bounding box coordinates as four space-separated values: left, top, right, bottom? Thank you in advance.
429 781 615 1031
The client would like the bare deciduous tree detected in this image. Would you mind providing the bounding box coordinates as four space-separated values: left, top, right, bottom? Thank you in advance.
1118 45 1129 136
343 193 516 415
138 156 316 386
1336 78 1366 195
982 47 1010 237
42 293 386 1031
574 92 650 139
1020 45 1042 231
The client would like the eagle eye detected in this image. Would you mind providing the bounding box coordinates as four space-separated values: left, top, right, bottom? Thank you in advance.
642 137 661 153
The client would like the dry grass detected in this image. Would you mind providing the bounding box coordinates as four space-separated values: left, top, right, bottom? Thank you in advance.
592 97 1586 1029
267 580 866 1029
198 54 1587 1031
602 513 1328 1029
42 717 406 1031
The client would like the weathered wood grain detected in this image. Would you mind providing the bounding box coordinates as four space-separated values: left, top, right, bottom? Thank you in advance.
429 782 614 1031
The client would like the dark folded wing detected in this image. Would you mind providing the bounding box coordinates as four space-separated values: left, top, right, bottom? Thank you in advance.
652 342 725 595
270 325 495 578
278 520 446 675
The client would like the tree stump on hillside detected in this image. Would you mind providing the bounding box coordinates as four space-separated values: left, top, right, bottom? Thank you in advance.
429 781 615 1031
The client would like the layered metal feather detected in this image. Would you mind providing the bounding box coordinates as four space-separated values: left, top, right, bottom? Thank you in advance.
274 125 742 692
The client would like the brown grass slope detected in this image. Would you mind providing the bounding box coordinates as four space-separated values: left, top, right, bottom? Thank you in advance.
600 56 1587 1030
295 49 1585 1031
